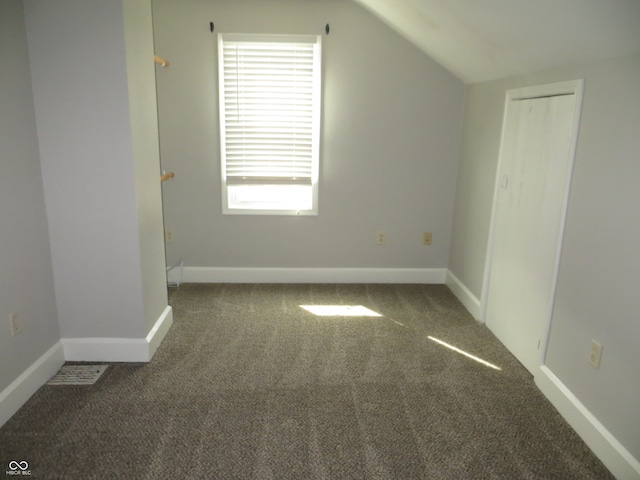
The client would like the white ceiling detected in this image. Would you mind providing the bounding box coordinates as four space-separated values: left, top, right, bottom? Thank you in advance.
351 0 640 83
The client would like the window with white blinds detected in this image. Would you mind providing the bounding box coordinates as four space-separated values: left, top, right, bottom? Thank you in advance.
218 34 322 215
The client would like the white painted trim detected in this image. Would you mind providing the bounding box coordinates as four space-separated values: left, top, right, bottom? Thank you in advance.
446 270 481 320
0 342 65 428
536 367 640 480
62 305 174 363
182 267 447 284
147 305 173 360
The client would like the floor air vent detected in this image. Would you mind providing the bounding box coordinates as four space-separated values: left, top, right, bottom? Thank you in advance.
48 365 108 385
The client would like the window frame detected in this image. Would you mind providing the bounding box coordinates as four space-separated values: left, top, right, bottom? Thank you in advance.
217 33 322 216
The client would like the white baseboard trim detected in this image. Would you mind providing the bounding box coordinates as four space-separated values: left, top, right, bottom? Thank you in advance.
536 366 640 480
147 305 173 360
445 270 482 320
182 267 447 284
62 305 174 363
0 342 65 428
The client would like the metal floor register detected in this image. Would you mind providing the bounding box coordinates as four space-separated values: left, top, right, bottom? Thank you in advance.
47 364 109 385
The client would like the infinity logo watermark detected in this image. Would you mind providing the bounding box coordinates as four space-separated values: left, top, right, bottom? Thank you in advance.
5 461 31 476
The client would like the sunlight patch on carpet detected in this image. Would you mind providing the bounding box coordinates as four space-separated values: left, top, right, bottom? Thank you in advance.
300 305 382 317
428 336 502 371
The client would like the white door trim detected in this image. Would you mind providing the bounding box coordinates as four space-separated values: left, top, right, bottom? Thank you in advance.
480 79 585 370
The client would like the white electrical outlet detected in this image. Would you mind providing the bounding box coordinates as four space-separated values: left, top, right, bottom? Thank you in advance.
589 339 603 368
165 230 174 243
10 312 21 336
377 231 386 245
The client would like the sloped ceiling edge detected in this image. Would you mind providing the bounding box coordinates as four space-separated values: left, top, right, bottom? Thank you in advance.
352 0 640 84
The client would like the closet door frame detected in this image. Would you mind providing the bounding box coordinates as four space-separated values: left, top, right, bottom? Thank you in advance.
480 79 585 373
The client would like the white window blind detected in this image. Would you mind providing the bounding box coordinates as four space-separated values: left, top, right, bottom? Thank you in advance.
218 34 322 214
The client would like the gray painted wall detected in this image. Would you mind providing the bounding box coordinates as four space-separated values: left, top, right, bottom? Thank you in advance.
0 0 59 391
153 0 465 270
449 53 640 460
24 0 167 339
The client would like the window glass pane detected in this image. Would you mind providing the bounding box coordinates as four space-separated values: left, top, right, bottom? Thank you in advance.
228 184 313 211
218 34 321 215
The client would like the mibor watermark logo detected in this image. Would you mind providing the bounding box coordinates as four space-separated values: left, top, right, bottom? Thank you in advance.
5 461 31 476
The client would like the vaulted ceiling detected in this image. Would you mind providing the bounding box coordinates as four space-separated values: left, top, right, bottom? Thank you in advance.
351 0 640 83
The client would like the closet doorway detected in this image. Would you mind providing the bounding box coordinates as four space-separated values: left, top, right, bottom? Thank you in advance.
483 80 584 374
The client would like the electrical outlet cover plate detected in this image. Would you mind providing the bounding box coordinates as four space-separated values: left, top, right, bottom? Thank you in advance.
10 313 20 336
589 340 603 368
